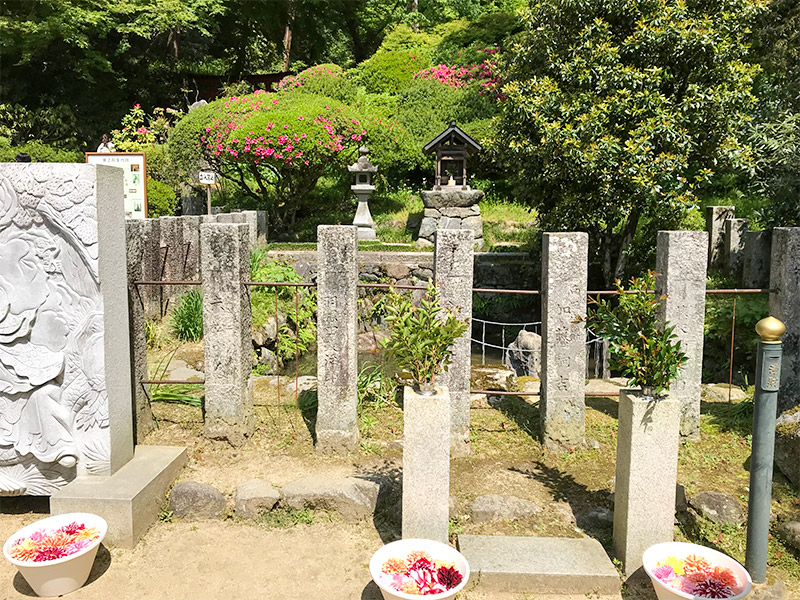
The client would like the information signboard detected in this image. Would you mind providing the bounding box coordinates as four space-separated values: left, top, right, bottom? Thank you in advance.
85 152 148 219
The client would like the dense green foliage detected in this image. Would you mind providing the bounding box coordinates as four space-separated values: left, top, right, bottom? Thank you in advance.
170 289 204 342
249 251 317 363
585 273 687 395
496 0 764 285
381 283 469 386
146 178 179 218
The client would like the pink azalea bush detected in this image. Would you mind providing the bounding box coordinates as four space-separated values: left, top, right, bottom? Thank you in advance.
176 89 405 228
413 46 502 98
276 64 344 91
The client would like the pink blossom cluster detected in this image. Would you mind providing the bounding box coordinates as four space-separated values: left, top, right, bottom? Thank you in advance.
201 96 369 168
413 57 502 98
277 64 343 91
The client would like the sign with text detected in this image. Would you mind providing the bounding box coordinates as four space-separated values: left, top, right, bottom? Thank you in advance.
85 152 148 219
198 170 216 185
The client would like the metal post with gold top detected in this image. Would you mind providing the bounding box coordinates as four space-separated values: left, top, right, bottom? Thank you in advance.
745 316 785 583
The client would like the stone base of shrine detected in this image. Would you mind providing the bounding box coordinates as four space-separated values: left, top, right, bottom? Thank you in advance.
51 445 187 548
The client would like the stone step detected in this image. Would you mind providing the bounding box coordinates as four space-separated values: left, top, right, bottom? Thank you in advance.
457 535 620 596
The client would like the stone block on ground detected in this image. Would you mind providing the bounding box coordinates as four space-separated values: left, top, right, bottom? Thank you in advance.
168 366 205 382
471 366 517 391
574 505 614 529
457 535 620 596
777 521 800 552
235 479 281 519
169 481 227 520
469 494 540 524
688 491 743 525
703 384 750 403
775 408 800 489
282 475 384 520
50 446 187 548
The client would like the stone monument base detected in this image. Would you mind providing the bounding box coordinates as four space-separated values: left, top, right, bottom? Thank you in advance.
418 189 484 249
50 445 187 548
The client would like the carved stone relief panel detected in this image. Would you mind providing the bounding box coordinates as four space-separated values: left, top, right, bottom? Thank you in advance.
0 164 113 495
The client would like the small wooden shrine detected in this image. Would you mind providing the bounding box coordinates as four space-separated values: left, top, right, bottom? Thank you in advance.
423 121 482 190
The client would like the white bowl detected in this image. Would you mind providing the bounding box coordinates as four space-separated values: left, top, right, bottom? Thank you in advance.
3 512 107 597
369 538 470 600
642 541 752 600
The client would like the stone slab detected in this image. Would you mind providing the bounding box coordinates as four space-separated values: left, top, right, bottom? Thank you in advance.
770 228 800 413
725 218 749 276
457 535 620 595
655 230 708 440
743 229 771 289
403 386 450 543
434 229 474 456
50 445 187 548
613 389 680 576
541 232 588 450
420 189 484 208
706 206 735 270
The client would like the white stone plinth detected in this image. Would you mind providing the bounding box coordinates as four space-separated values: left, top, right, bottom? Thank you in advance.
402 386 450 543
613 389 680 577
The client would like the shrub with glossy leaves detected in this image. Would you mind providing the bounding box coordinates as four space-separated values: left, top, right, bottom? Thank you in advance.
496 0 764 286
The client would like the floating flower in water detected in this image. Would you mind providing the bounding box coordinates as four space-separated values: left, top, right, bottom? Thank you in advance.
8 522 101 563
654 555 740 598
378 550 464 596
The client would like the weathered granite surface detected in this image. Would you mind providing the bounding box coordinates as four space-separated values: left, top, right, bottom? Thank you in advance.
0 163 134 495
655 230 708 440
770 228 800 412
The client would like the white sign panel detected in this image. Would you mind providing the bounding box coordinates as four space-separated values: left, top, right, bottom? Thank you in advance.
198 170 216 185
85 152 148 219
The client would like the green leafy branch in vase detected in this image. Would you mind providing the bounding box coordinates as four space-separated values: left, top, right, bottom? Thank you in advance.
580 271 687 397
381 282 469 391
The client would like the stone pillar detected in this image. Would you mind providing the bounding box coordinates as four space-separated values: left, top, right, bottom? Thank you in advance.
434 229 474 456
315 225 359 452
402 386 450 543
725 218 749 278
256 210 268 244
200 223 253 447
705 206 735 271
158 216 185 312
180 216 201 281
655 231 708 441
241 210 259 247
140 217 162 322
541 232 588 450
743 230 772 289
126 220 157 442
770 228 800 413
613 389 680 576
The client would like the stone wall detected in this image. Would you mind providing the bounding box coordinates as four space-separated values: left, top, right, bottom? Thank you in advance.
264 250 537 290
417 190 484 249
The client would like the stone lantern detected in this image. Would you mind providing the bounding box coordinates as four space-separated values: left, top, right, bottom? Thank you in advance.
418 121 484 249
348 145 378 240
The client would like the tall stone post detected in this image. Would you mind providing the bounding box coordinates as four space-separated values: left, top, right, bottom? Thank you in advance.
613 389 681 577
725 218 749 278
159 216 185 313
434 229 474 457
706 206 735 271
769 228 800 413
402 386 450 543
180 216 201 281
743 230 772 289
316 225 360 452
256 210 268 244
541 232 588 450
200 223 253 447
655 231 708 441
138 218 162 321
241 210 259 247
126 220 157 441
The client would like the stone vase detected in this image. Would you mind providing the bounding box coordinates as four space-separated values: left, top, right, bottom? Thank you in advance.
612 388 680 577
402 385 451 544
